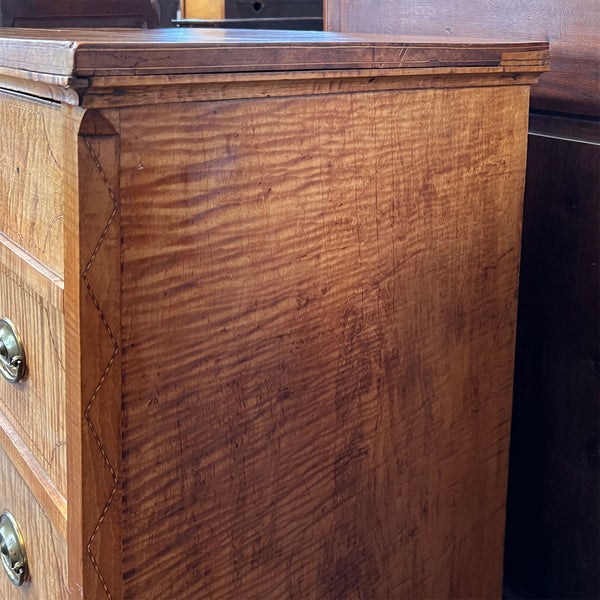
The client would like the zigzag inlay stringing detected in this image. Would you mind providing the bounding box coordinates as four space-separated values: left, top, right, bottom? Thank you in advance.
82 136 120 600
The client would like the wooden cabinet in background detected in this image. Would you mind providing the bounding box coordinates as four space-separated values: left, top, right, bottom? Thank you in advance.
0 0 159 28
225 0 323 19
179 0 323 29
325 0 599 118
505 115 599 600
180 0 225 20
0 28 547 598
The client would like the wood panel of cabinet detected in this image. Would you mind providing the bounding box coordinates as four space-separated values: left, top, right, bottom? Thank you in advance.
0 28 547 599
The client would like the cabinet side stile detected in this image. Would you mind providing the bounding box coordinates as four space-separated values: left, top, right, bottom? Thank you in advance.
65 107 123 600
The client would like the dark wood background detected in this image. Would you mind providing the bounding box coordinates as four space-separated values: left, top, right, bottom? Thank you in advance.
325 0 599 117
505 118 599 600
226 0 323 19
0 0 160 28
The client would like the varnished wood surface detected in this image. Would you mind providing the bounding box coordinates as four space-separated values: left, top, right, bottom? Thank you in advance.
0 27 548 79
0 442 68 599
79 69 543 109
0 70 81 105
118 84 528 599
0 234 67 498
63 108 123 599
528 112 600 144
505 126 599 599
0 407 66 536
0 92 66 274
325 0 600 116
0 31 543 598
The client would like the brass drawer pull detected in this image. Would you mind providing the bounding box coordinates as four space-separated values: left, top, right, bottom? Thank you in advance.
0 512 28 586
0 318 26 384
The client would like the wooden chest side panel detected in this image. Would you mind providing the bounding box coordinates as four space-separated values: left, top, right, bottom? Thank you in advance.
119 86 528 599
0 93 66 274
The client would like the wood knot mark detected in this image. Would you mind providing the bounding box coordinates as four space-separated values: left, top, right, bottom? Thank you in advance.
296 296 310 310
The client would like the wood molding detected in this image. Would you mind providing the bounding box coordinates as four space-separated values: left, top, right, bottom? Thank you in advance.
0 29 548 79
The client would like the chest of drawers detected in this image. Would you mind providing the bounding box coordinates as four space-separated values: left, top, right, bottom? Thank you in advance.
0 29 548 599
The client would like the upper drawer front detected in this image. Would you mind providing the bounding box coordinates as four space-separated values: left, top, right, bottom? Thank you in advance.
0 442 68 599
0 237 66 498
0 92 67 275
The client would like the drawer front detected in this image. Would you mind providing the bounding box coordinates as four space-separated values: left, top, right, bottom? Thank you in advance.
0 91 67 275
0 442 68 599
0 237 67 497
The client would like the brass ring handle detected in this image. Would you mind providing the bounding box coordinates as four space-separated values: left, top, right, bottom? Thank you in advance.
0 512 28 586
0 318 26 384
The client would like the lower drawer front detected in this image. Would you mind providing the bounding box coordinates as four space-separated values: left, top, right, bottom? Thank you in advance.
0 238 67 497
0 443 68 599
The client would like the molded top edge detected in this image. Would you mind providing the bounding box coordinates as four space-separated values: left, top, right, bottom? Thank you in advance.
0 28 549 78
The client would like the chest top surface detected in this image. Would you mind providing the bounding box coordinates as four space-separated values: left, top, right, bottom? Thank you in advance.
0 27 548 77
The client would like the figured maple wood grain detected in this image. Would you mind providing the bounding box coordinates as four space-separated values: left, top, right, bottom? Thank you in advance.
0 234 67 498
80 69 543 109
0 407 66 537
118 84 528 599
0 29 544 599
63 109 122 600
0 92 66 274
0 441 68 599
325 0 600 117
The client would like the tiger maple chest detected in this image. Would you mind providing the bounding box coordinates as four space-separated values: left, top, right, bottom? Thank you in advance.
0 28 548 599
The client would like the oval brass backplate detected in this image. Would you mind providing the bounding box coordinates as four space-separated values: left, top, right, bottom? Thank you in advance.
0 318 26 384
0 512 28 586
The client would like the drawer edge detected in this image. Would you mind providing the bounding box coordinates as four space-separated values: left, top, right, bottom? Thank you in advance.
0 232 64 294
0 408 67 538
